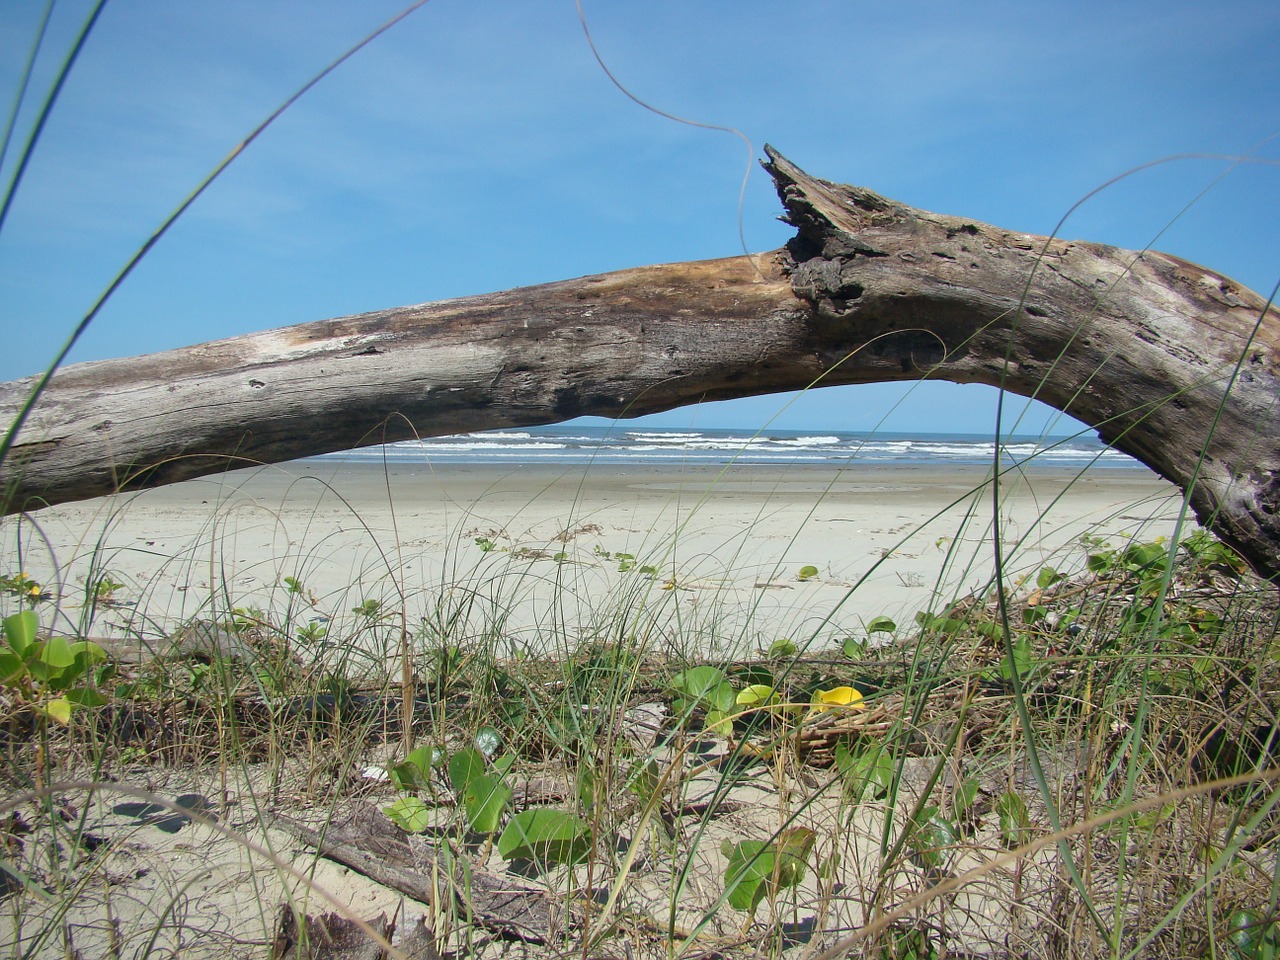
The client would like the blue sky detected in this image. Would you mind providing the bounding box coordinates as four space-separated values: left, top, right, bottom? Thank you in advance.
2 1 1277 436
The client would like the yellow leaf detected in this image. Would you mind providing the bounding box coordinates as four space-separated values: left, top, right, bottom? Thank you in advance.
812 686 865 712
40 697 73 726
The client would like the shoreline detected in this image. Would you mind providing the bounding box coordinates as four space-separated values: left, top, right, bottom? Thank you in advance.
4 459 1184 657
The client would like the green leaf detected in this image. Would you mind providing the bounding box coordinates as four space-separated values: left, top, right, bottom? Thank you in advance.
1227 908 1279 959
1036 565 1064 590
448 748 486 796
1122 542 1168 571
767 638 798 660
1021 606 1048 626
815 851 840 881
915 612 967 635
834 740 893 803
39 637 105 691
732 665 775 688
2 611 38 656
864 750 894 801
462 773 511 834
774 826 816 888
995 791 1031 849
627 758 660 800
909 811 959 870
954 777 980 821
704 708 733 737
797 565 819 581
671 665 727 701
68 639 107 661
670 665 737 718
24 643 59 683
0 652 26 685
708 681 737 713
408 744 443 771
723 839 773 912
735 684 778 708
577 766 598 813
497 809 590 866
722 829 814 914
389 762 427 792
391 744 441 791
884 927 940 960
384 796 433 834
865 615 897 634
38 636 77 671
841 636 867 659
64 687 109 708
998 633 1033 682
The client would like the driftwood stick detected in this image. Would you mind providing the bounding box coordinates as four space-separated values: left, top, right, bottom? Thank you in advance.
2 147 1277 577
272 806 555 944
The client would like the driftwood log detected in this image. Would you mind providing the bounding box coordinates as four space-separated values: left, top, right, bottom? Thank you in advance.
2 147 1277 579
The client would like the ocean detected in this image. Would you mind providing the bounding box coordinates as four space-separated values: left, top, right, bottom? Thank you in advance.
316 425 1142 470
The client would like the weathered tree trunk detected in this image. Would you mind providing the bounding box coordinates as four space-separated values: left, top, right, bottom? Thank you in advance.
2 148 1277 578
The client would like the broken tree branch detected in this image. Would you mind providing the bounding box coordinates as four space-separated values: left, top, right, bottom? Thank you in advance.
2 147 1277 578
271 805 556 944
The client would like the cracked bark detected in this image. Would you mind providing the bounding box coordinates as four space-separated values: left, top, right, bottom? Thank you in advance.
2 147 1277 579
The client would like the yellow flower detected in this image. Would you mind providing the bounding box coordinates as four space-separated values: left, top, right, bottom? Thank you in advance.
811 686 865 713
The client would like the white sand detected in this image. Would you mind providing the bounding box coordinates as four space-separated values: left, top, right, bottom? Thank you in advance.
1 459 1203 959
3 459 1184 658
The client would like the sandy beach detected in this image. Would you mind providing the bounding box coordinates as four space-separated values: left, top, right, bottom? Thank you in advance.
4 458 1185 658
10 457 1272 960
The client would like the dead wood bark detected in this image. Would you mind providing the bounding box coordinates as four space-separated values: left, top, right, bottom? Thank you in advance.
270 904 395 960
2 147 1277 578
272 805 556 944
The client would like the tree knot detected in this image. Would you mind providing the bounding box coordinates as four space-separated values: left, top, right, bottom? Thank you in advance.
762 145 899 315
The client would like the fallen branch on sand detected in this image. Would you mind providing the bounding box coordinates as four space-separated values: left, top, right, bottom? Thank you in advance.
271 805 557 945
